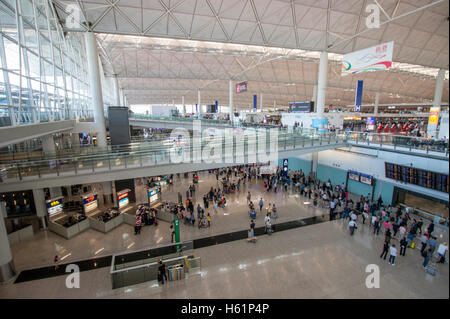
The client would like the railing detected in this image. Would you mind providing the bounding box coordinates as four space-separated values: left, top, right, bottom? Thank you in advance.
345 131 449 155
130 113 231 125
0 130 344 181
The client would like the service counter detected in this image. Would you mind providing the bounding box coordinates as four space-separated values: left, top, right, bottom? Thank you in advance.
89 209 124 233
48 214 89 239
7 224 34 245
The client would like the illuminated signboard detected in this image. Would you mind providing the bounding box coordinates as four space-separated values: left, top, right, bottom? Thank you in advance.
235 82 247 94
289 101 314 113
148 188 160 204
359 173 374 185
348 170 360 182
46 197 63 217
117 190 130 209
428 107 440 125
83 194 98 213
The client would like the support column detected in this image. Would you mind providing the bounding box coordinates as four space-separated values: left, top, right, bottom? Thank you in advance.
197 89 201 114
84 32 107 148
316 51 328 115
311 152 318 177
113 75 121 106
182 96 186 115
41 135 55 154
32 189 48 229
0 202 16 283
102 181 113 206
312 85 318 111
428 69 446 138
111 181 118 207
260 93 263 110
374 92 380 115
229 80 234 126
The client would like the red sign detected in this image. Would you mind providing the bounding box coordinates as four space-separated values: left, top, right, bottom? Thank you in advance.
117 192 129 200
236 82 247 94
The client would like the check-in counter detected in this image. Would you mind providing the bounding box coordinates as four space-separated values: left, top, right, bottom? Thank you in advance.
89 212 124 233
7 224 34 245
48 216 89 239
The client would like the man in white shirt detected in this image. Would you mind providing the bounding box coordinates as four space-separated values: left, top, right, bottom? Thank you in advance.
349 220 357 235
437 242 448 263
350 211 357 221
388 244 397 266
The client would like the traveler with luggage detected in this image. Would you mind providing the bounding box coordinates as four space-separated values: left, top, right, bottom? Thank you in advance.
437 242 448 264
349 220 357 236
388 244 397 266
400 237 408 256
158 260 167 284
380 242 389 260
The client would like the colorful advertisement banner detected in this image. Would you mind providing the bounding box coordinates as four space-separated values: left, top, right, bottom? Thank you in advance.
236 82 248 94
428 107 440 125
342 41 394 76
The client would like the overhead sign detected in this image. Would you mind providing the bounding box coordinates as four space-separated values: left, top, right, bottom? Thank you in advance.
342 41 394 76
354 80 363 112
289 101 314 113
428 107 440 125
236 82 248 94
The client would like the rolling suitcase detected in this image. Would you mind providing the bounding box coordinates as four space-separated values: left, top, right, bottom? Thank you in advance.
426 264 436 276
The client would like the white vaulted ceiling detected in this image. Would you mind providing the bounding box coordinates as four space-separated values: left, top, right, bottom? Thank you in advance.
51 0 450 107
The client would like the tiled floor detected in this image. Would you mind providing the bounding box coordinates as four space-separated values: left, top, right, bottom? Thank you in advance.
9 171 325 272
1 219 448 299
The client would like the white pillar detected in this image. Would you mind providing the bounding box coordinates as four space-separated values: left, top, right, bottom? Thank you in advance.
427 69 446 138
260 93 263 110
182 96 186 115
113 75 120 106
197 89 201 114
111 181 118 207
102 181 113 205
229 80 234 125
41 135 55 154
316 51 328 115
311 152 318 177
32 189 48 229
273 100 276 109
312 85 318 111
0 202 16 282
374 92 380 114
85 32 107 148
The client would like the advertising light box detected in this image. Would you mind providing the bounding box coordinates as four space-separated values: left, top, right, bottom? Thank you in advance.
46 197 64 217
236 82 248 94
117 189 130 209
148 188 160 204
359 173 374 185
348 170 360 182
83 194 98 214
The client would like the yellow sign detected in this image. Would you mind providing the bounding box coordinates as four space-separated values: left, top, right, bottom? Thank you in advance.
428 107 440 125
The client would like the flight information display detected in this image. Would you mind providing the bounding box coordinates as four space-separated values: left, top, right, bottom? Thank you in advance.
385 162 448 193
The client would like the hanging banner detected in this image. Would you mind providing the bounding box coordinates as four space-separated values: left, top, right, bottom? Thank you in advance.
428 107 440 126
283 159 289 177
253 95 257 110
341 41 394 76
354 80 363 112
236 82 248 94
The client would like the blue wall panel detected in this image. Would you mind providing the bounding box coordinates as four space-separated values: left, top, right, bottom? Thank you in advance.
348 179 373 198
316 164 347 186
279 158 311 175
373 180 394 205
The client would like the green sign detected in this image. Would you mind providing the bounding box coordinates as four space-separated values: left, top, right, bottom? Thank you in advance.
174 218 180 251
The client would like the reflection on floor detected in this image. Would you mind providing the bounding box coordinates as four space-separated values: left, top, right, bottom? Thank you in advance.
9 171 326 272
1 219 448 299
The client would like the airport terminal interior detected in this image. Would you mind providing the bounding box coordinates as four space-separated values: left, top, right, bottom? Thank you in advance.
0 0 449 299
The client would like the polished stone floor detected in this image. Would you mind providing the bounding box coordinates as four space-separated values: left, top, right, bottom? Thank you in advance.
8 171 326 272
1 219 448 299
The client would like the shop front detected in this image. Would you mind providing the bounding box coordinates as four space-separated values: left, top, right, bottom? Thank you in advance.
47 196 89 239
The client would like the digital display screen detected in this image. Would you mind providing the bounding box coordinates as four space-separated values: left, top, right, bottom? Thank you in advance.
118 197 129 208
148 188 160 204
360 173 374 185
83 194 98 213
348 171 360 182
385 162 448 193
366 117 376 125
236 82 247 94
46 198 64 217
289 101 314 113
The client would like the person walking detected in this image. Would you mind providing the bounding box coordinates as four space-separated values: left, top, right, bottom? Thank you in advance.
380 242 389 260
170 224 175 243
428 236 437 255
53 255 59 271
422 248 432 268
427 222 435 236
135 216 142 235
259 198 264 212
400 237 408 256
207 213 211 228
420 233 428 254
437 242 448 264
349 219 357 236
250 219 255 232
247 192 251 204
388 244 397 266
158 260 167 284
